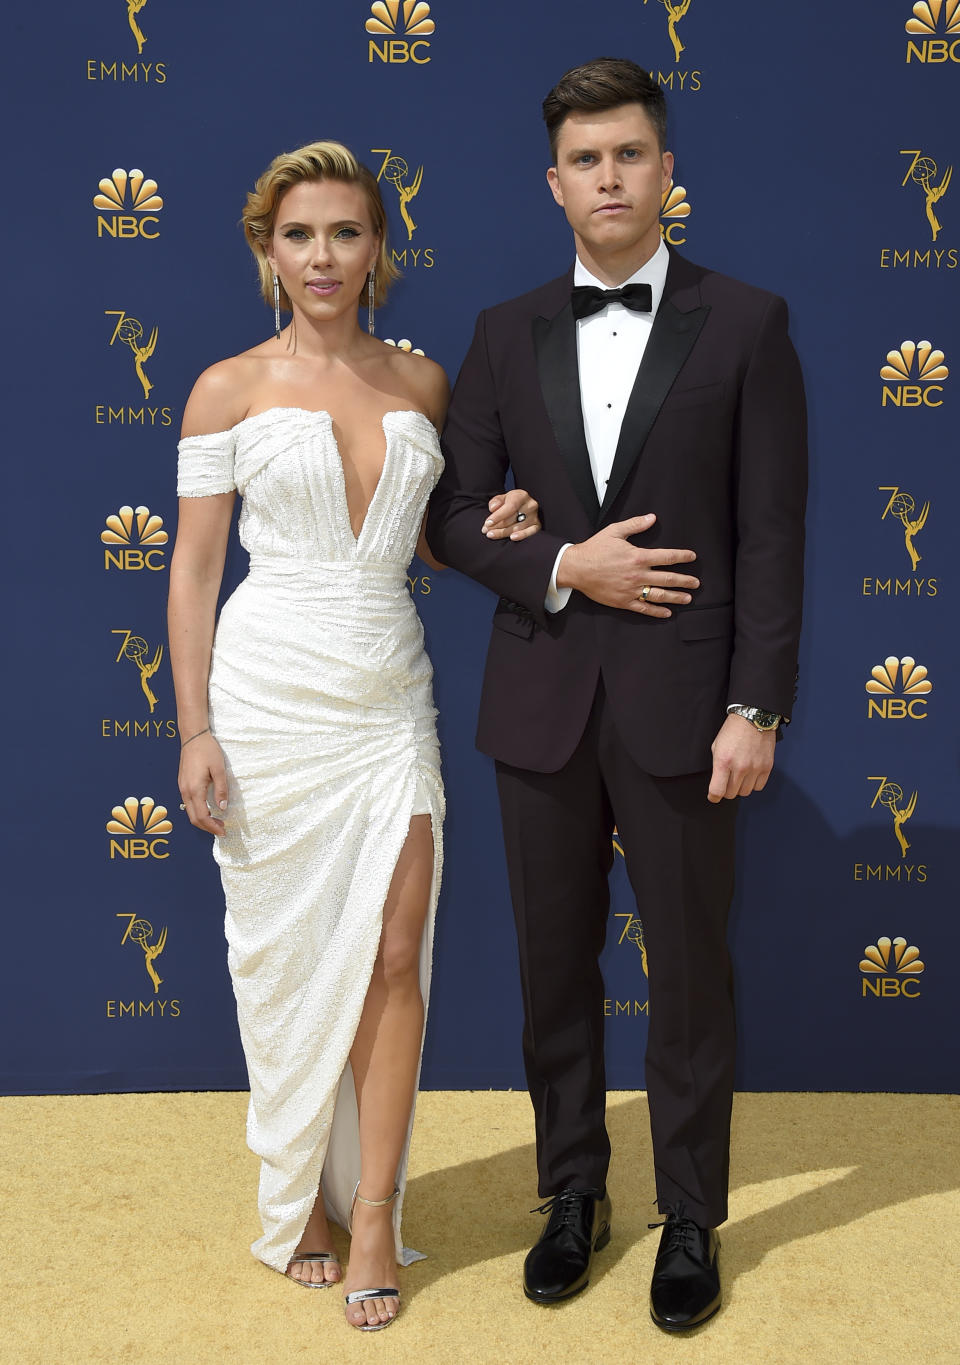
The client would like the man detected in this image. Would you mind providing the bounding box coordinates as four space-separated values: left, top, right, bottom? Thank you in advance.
426 58 806 1331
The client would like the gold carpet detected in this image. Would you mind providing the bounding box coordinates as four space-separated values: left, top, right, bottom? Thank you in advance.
3 1090 958 1365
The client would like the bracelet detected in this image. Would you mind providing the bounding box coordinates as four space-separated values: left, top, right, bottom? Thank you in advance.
180 726 211 749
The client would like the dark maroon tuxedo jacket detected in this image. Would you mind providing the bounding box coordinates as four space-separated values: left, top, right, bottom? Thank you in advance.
427 249 807 776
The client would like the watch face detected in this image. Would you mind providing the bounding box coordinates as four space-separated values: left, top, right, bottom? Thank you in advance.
755 710 780 729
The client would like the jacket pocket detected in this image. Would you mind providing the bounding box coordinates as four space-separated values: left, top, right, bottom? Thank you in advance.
677 603 734 641
665 380 726 410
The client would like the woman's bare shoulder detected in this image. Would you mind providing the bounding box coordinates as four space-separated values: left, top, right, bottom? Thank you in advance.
383 344 450 428
180 353 265 438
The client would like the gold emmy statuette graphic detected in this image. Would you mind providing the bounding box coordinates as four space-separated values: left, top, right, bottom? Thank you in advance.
901 149 952 242
384 338 425 355
906 0 960 34
101 505 168 547
645 0 692 64
860 936 924 975
117 912 166 994
869 777 918 858
105 310 158 400
372 150 423 241
879 486 931 571
93 169 164 214
113 629 163 713
126 0 149 54
366 1 435 35
615 913 650 978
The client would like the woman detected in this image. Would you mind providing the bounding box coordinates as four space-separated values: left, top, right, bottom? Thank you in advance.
167 141 539 1330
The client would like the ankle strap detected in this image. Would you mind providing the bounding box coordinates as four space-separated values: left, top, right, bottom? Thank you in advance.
354 1186 400 1208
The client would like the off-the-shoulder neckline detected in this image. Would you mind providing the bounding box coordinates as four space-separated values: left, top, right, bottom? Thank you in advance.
178 406 438 441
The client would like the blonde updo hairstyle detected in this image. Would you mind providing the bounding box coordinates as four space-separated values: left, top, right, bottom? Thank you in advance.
242 140 399 312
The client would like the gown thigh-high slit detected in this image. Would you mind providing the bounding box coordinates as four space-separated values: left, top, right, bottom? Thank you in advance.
177 406 445 1271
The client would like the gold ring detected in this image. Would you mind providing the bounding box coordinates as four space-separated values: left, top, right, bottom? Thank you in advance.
641 585 651 601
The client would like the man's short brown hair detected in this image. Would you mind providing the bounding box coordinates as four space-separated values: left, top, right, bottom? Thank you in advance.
542 58 667 161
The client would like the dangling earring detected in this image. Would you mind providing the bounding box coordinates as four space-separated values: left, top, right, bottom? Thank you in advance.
273 273 282 341
367 269 376 336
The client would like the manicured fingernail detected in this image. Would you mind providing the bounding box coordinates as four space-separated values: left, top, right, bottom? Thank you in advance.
219 799 228 810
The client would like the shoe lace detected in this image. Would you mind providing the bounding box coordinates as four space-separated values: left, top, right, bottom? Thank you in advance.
648 1200 698 1254
531 1188 603 1231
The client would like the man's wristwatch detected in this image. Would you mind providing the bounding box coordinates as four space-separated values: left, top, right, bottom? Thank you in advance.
726 703 782 732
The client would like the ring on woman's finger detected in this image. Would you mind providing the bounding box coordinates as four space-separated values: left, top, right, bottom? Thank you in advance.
640 584 652 601
516 511 526 523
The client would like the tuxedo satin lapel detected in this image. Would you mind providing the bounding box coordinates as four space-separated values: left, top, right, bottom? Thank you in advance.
597 298 710 523
533 304 600 524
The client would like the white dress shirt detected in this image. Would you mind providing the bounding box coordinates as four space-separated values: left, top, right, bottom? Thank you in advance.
546 240 671 612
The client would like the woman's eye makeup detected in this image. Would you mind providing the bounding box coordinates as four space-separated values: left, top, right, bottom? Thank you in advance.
280 225 362 241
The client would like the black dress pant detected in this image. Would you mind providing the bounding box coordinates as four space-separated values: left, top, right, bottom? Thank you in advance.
495 682 737 1228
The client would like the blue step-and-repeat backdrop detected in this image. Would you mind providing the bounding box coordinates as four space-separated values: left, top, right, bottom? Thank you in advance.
2 1 957 1094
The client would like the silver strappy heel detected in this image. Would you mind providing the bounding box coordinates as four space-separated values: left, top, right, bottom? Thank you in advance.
345 1186 401 1331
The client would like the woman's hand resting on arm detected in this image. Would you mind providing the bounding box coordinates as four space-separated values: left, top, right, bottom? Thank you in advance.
482 489 542 540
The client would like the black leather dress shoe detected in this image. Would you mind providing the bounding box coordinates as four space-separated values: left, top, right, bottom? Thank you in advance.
523 1188 612 1303
649 1203 721 1331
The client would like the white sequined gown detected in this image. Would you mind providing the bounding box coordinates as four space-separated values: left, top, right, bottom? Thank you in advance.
176 406 444 1272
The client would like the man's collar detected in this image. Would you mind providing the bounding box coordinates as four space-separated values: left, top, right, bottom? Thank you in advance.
573 239 670 291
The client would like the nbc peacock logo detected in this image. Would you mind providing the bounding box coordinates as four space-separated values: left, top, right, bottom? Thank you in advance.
865 655 932 719
101 505 168 572
107 796 174 860
860 936 924 998
660 178 691 246
880 340 949 407
366 1 435 64
905 0 960 62
94 168 164 239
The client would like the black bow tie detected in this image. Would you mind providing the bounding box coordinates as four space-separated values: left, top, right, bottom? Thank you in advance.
571 282 653 320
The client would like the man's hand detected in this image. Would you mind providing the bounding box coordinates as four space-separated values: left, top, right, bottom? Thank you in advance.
708 713 776 803
556 513 699 616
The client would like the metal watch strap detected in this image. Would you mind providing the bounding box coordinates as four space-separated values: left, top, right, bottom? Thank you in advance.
726 703 781 731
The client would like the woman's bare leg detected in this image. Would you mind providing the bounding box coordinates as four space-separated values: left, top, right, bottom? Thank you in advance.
343 814 433 1326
